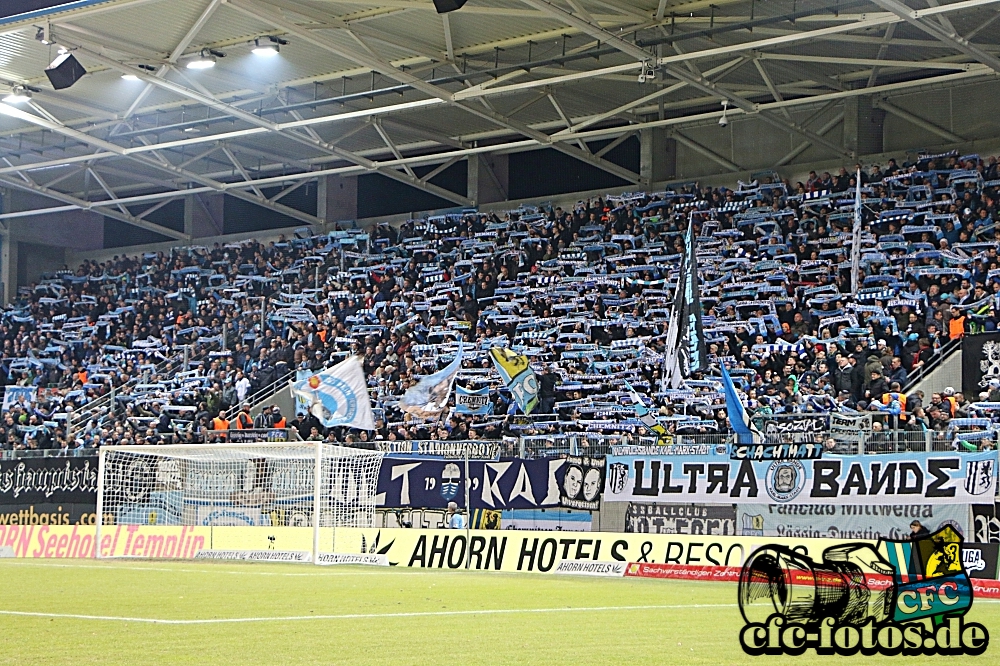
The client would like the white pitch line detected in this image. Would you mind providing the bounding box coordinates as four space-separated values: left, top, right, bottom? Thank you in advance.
0 561 444 577
0 604 736 625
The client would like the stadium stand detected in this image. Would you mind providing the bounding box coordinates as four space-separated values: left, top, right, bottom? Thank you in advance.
2 149 1000 453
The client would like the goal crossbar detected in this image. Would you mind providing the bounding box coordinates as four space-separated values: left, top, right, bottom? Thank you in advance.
96 443 384 564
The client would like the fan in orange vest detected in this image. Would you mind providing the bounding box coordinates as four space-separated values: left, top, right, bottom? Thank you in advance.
211 413 230 431
943 387 959 417
232 406 253 429
948 307 965 340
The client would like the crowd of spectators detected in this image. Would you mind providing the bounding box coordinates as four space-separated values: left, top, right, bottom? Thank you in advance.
2 147 1000 453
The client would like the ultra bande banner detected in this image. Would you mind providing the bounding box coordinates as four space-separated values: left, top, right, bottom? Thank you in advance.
603 451 998 505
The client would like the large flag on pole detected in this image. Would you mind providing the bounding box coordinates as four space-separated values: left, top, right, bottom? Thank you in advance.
681 217 709 376
399 344 463 419
720 363 759 445
850 167 863 293
489 347 538 415
664 219 708 388
290 356 376 430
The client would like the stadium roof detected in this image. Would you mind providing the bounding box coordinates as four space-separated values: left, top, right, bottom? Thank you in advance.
1 0 999 235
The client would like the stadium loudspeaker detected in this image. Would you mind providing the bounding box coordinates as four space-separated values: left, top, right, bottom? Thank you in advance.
45 53 86 90
433 0 467 13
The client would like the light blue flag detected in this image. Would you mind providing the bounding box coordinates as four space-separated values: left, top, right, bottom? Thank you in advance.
455 384 492 415
399 344 463 419
290 356 375 430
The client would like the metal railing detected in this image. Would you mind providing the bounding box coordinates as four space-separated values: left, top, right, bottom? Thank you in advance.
0 428 303 460
223 369 295 420
0 429 980 460
901 336 961 394
202 427 303 443
69 338 220 431
0 448 97 460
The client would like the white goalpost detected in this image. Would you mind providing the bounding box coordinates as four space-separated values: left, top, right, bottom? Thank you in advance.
96 442 384 563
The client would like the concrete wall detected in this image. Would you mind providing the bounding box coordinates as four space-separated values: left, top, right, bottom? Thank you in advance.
17 241 67 287
912 351 965 401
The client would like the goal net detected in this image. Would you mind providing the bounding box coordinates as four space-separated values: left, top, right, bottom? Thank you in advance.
97 442 383 561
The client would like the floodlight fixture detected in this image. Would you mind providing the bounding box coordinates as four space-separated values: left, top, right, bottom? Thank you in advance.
253 36 286 56
3 86 31 104
187 49 224 70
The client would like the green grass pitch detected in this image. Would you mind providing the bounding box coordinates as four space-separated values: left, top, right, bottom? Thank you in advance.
0 560 997 665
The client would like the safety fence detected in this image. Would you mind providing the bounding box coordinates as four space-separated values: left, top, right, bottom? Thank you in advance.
513 430 960 458
0 428 976 460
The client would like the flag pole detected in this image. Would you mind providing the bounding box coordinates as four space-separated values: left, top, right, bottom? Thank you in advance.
851 167 862 294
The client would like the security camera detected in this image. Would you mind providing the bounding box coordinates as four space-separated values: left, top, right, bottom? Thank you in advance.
718 99 729 127
638 62 656 84
718 115 728 127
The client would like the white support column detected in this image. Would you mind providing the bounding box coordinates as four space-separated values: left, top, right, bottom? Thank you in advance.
321 175 358 227
184 194 195 240
467 156 480 207
639 128 676 185
0 231 19 307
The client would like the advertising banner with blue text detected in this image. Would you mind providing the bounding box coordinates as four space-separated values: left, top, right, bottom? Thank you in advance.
604 451 998 505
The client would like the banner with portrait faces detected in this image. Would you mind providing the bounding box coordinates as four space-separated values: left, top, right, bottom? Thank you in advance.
558 456 604 511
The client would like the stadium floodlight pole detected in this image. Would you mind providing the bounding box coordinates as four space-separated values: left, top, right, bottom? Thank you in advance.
850 168 862 293
95 446 106 559
313 441 322 565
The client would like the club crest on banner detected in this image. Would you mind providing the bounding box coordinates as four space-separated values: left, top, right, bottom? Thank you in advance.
607 462 629 495
764 460 805 503
965 459 995 496
440 463 461 501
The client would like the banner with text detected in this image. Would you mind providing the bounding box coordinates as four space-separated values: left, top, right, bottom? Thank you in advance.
625 503 737 535
603 451 998 505
334 527 866 572
0 456 98 506
376 457 569 510
735 503 971 540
